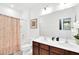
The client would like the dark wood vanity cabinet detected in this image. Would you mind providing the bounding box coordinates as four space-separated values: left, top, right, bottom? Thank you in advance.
39 43 49 55
33 41 79 55
33 41 49 55
50 46 79 55
39 48 49 55
64 50 79 55
33 41 39 55
33 46 39 55
50 46 64 55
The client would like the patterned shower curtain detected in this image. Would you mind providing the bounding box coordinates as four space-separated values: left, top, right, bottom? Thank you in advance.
0 15 20 55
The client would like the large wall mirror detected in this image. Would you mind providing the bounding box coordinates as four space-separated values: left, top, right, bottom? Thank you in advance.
59 17 71 30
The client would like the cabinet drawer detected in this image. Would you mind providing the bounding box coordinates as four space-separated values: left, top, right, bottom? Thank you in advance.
40 43 49 50
50 46 64 55
33 41 39 46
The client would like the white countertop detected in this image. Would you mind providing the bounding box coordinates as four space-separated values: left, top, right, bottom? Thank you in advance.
33 36 79 53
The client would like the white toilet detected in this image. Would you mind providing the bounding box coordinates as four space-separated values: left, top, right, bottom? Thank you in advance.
21 44 32 55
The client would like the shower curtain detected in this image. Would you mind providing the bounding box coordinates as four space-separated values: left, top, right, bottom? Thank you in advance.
0 15 20 55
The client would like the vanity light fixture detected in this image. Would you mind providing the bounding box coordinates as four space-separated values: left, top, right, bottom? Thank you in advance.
44 7 47 10
41 6 53 16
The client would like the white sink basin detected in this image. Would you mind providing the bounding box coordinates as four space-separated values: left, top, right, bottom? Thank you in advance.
34 36 67 44
33 36 79 53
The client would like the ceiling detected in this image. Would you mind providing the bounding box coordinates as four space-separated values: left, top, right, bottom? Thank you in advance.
0 3 78 16
0 3 59 12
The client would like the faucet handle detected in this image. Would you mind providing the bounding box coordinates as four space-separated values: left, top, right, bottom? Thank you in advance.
52 37 55 41
56 37 59 41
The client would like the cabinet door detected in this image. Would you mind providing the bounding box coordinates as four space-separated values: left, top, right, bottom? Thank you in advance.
39 48 49 55
33 41 39 46
64 50 79 55
40 43 49 50
50 46 64 55
50 52 59 55
33 46 39 55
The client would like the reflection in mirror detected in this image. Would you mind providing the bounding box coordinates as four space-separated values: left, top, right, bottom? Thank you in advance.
59 19 62 30
63 18 71 30
59 18 71 30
